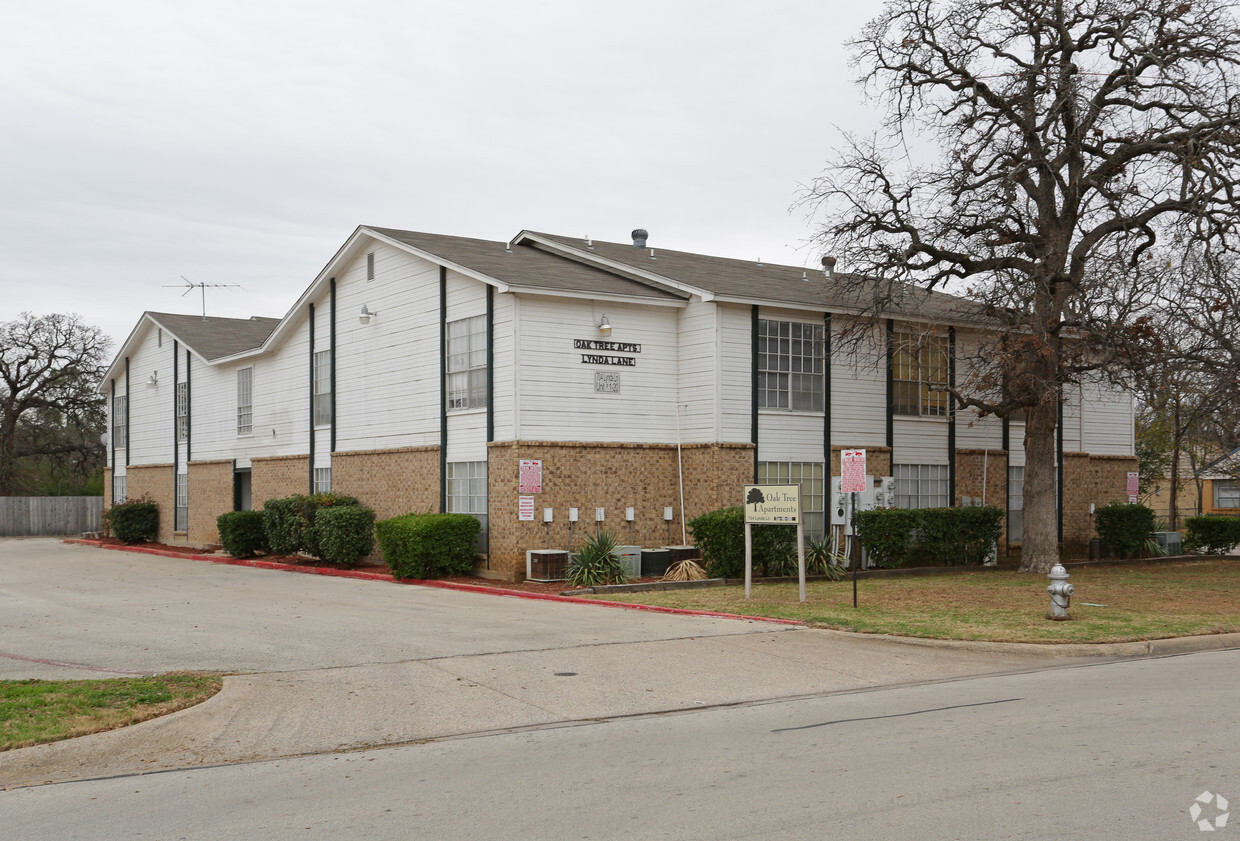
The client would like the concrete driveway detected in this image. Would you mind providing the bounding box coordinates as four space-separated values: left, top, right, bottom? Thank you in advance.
0 538 1086 788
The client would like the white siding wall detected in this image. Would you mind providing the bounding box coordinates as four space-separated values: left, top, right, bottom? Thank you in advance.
517 296 682 443
1081 377 1136 455
492 292 516 442
830 318 887 449
677 299 719 441
127 324 173 465
717 304 752 443
893 418 950 465
1062 382 1083 452
444 269 489 457
333 245 442 452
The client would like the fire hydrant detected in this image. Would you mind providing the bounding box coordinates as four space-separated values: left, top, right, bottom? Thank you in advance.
1047 563 1074 620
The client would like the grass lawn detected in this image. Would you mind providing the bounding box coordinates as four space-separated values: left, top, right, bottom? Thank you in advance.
587 559 1240 644
0 673 222 751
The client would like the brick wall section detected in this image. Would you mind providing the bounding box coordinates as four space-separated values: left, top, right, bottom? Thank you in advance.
955 448 1010 545
125 463 176 544
1062 452 1139 553
487 440 753 580
188 459 234 545
252 455 310 509
829 446 892 478
332 446 440 522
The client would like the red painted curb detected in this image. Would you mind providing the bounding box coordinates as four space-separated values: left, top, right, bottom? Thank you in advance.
62 539 802 626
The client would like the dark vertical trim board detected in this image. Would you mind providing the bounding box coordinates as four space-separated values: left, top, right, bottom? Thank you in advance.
750 305 759 482
947 327 956 506
124 358 130 465
329 279 337 453
885 320 894 450
173 340 179 524
110 379 116 474
823 312 832 472
185 349 192 462
308 303 316 494
1002 414 1010 556
1057 396 1065 544
485 284 494 562
439 266 448 513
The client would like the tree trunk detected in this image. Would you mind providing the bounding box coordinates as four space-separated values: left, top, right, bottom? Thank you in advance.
1018 399 1061 573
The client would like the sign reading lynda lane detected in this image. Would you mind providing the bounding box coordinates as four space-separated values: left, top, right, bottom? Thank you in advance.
743 485 802 525
574 338 640 366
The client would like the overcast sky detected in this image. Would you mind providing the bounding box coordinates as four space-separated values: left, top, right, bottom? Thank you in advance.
2 0 883 351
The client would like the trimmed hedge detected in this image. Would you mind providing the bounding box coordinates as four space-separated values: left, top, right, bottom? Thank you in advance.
856 506 1004 567
1093 502 1156 559
314 504 376 567
375 513 481 579
104 498 159 544
217 510 269 558
687 506 796 578
262 493 360 559
1184 515 1240 555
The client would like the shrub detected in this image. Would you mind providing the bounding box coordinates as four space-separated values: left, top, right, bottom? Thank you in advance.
314 505 376 568
216 510 269 558
1093 502 1156 559
1184 515 1240 555
855 508 918 567
262 493 360 558
687 506 795 578
104 498 159 544
566 531 628 587
375 513 480 579
856 506 1003 567
262 497 304 556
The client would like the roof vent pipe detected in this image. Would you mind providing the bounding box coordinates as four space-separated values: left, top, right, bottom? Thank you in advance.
631 229 648 248
821 255 838 278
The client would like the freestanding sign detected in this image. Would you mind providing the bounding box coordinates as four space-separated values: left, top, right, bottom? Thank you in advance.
743 484 806 602
1127 471 1139 504
840 449 867 608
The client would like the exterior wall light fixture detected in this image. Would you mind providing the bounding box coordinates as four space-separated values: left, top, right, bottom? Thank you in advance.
147 371 158 386
359 304 378 325
597 314 612 336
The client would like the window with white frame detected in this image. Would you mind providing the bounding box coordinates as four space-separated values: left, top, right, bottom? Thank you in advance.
892 333 950 417
113 395 127 448
757 319 825 411
757 461 825 537
1216 481 1240 509
1007 465 1024 543
176 382 188 442
175 473 188 531
893 464 950 509
112 474 127 504
446 316 488 410
313 350 332 426
237 367 253 435
314 467 332 494
447 461 488 548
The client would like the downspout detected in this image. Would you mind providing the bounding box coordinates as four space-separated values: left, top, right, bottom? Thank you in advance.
124 358 130 464
885 320 894 451
173 340 179 528
485 283 494 563
824 312 832 478
330 279 336 454
1002 413 1010 555
439 266 447 513
948 326 956 505
750 305 759 482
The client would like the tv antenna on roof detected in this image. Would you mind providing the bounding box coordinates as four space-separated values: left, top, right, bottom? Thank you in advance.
163 276 243 321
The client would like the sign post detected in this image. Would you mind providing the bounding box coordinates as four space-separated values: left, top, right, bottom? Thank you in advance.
840 449 867 608
743 484 805 601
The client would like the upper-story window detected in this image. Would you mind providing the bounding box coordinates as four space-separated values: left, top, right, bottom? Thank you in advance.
892 333 949 417
237 367 253 435
446 315 487 410
113 395 127 448
313 350 332 426
757 319 824 411
176 382 188 442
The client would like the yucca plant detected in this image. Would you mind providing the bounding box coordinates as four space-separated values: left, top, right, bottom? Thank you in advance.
806 535 848 580
566 531 628 587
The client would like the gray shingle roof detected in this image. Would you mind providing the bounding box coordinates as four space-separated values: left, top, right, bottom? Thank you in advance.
529 232 978 322
365 227 685 302
147 312 281 361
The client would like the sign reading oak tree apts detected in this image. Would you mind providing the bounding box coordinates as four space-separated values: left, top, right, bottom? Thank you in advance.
743 485 802 524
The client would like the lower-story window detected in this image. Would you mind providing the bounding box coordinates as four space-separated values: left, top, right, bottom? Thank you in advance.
314 467 332 494
893 464 949 509
175 473 188 532
113 474 127 504
756 461 825 537
1216 481 1240 509
447 461 488 550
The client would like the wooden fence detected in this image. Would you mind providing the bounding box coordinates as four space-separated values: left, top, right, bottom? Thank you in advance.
0 496 104 537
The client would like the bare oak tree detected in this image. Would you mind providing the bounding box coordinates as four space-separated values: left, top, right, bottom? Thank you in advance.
0 313 110 496
805 0 1240 572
